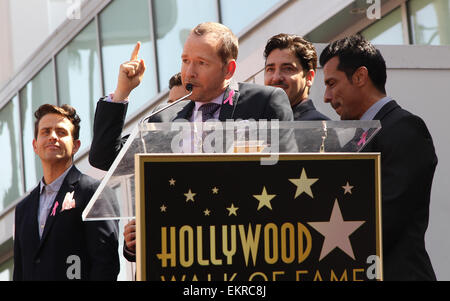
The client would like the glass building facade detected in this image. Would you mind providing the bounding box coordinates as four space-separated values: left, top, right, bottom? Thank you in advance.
0 0 449 281
0 0 283 280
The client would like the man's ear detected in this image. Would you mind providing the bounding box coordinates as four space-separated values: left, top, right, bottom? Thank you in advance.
73 139 81 155
225 60 237 80
352 66 369 87
32 139 38 155
305 69 315 87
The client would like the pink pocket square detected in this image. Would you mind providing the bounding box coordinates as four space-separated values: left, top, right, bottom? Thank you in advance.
61 191 76 212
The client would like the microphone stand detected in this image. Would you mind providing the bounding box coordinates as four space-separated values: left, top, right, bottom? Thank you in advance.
138 84 193 153
139 84 193 124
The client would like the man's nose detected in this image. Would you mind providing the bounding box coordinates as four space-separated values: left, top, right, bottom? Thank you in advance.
324 88 332 103
49 130 58 140
271 69 284 83
185 63 196 78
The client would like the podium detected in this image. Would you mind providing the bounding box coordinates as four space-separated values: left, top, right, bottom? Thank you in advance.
83 120 383 281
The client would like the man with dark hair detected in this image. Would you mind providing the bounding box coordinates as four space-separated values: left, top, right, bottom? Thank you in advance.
167 72 187 103
14 104 120 280
264 33 329 120
320 34 437 280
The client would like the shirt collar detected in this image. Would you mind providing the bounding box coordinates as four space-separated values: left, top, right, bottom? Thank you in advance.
360 96 393 121
40 165 73 194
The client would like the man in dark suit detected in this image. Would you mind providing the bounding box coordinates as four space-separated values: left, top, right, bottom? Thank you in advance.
89 22 295 262
89 22 294 171
13 104 119 281
264 33 329 121
263 33 338 152
320 35 437 280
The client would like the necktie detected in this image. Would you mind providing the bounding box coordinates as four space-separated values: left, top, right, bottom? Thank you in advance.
198 103 221 122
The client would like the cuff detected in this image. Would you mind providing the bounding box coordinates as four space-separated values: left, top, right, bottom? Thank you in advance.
104 93 129 104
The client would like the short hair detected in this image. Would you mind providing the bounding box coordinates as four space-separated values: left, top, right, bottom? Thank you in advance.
319 34 387 94
264 33 318 72
169 72 182 89
34 104 81 140
191 22 239 65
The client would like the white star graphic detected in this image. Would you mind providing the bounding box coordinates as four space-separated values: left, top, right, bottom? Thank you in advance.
342 182 354 194
308 199 365 261
169 178 176 186
226 203 239 216
184 189 196 202
253 186 276 211
289 168 319 198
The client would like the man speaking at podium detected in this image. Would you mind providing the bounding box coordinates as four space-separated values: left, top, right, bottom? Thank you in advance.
89 22 294 171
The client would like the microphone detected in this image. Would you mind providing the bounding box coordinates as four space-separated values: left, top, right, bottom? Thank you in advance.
140 84 193 123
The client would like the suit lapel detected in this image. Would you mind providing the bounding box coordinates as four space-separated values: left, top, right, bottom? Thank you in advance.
293 99 314 120
37 166 81 253
219 86 240 121
25 187 42 253
173 101 195 121
361 100 399 152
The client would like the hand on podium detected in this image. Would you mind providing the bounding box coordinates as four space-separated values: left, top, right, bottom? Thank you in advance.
124 219 136 255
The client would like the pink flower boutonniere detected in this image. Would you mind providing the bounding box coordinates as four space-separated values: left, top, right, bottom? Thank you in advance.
61 191 76 212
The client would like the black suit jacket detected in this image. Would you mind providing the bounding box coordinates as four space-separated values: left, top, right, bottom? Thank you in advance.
89 82 295 171
291 99 341 152
362 100 437 281
292 99 330 121
13 166 120 281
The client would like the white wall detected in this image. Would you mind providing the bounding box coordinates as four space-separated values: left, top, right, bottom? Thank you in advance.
310 46 450 281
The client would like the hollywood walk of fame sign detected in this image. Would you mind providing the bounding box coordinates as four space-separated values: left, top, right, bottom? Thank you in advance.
135 153 382 281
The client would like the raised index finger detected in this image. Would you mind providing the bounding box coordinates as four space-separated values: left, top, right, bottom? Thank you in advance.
130 41 141 61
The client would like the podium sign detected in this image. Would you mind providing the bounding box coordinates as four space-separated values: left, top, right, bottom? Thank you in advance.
135 153 382 281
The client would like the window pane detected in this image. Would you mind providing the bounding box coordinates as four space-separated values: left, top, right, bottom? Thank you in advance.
0 257 13 281
220 0 281 35
0 97 23 210
361 8 405 45
56 20 101 152
19 62 57 191
99 0 157 115
410 0 450 45
154 0 219 91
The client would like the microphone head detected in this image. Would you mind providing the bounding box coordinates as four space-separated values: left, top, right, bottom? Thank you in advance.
185 83 193 92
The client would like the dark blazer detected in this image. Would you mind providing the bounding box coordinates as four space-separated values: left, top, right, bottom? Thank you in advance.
13 166 120 281
362 100 437 281
89 82 295 171
291 99 341 152
292 99 330 121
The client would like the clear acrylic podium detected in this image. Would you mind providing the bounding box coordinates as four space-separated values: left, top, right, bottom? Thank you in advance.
82 120 381 221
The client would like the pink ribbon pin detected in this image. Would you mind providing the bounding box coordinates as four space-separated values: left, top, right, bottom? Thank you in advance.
357 131 368 146
51 201 59 216
224 90 235 106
